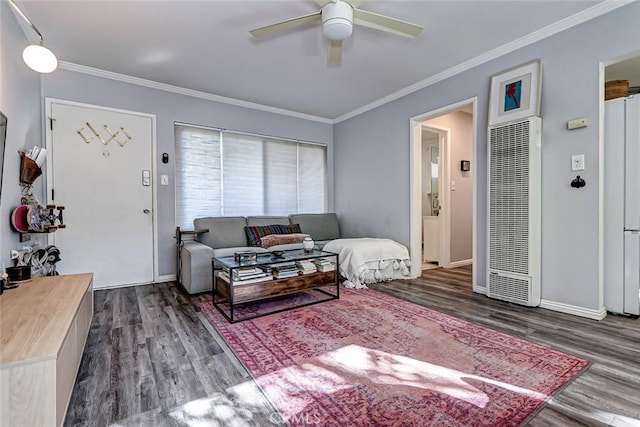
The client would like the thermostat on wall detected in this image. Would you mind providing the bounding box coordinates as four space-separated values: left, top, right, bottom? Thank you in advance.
567 117 588 130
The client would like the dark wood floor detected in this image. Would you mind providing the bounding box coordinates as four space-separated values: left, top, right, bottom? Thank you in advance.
64 267 640 426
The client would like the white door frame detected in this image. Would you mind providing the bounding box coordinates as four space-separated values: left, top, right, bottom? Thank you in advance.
421 125 450 268
44 98 159 285
409 97 479 291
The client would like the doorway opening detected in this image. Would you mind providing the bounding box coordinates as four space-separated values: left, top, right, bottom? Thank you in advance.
410 98 479 291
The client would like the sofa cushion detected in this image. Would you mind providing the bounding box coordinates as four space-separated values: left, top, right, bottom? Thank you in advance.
289 213 340 241
194 217 248 249
245 224 302 247
260 233 309 248
246 216 291 227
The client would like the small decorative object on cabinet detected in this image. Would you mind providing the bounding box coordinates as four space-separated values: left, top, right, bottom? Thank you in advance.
5 265 30 283
30 245 62 276
9 244 62 279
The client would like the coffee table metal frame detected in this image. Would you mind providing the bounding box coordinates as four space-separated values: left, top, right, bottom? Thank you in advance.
212 249 339 323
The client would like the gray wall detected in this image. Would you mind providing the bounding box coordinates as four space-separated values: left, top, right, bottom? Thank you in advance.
0 1 44 269
334 2 640 311
40 70 333 277
425 112 473 263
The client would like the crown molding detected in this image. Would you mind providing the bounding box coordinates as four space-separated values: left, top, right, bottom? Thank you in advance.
334 0 634 124
58 62 334 125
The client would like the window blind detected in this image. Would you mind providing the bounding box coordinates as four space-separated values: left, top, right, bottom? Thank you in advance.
298 143 328 213
222 132 265 216
175 124 328 228
174 124 221 228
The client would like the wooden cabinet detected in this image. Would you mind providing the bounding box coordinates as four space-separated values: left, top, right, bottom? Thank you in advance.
0 273 93 427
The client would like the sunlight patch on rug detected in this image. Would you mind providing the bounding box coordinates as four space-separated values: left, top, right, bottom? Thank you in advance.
319 345 548 406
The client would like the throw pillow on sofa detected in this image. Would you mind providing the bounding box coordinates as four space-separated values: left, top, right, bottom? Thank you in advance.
245 224 302 247
259 233 310 249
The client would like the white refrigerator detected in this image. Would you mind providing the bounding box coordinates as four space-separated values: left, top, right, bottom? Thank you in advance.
605 95 640 316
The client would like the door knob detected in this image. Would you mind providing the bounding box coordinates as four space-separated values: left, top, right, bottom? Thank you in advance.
143 209 150 214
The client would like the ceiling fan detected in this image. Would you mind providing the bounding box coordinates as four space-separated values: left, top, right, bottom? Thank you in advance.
249 0 423 64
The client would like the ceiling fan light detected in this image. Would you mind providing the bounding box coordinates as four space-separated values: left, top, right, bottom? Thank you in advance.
323 18 352 41
23 44 58 73
322 0 353 41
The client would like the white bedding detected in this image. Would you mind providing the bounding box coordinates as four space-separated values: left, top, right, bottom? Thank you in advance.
323 238 411 289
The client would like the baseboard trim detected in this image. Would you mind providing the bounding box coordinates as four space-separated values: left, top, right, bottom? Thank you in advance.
95 275 175 290
448 259 473 268
157 274 177 283
96 282 143 290
539 299 607 320
473 285 487 295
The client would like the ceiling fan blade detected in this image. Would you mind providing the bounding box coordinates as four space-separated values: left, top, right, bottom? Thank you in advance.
318 0 365 10
327 40 342 64
345 0 366 9
250 11 322 38
353 9 423 38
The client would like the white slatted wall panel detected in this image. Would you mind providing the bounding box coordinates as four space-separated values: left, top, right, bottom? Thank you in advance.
487 117 541 307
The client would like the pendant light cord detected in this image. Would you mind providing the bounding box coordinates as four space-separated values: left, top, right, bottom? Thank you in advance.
7 0 45 44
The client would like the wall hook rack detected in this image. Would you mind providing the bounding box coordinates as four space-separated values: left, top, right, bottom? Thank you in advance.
571 175 586 188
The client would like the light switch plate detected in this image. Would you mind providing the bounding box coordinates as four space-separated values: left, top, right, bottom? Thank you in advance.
161 175 169 186
142 170 151 186
572 154 585 171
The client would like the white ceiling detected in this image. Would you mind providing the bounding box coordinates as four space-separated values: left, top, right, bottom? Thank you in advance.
18 0 614 120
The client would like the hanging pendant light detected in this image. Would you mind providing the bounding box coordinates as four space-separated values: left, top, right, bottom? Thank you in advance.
22 44 57 73
8 0 58 73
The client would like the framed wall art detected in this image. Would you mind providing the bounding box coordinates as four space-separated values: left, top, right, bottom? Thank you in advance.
488 59 542 126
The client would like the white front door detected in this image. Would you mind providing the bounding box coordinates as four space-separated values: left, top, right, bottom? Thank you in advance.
48 101 154 289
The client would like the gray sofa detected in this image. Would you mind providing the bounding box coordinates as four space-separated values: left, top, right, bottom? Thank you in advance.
180 213 340 294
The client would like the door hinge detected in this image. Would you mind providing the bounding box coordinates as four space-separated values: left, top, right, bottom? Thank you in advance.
52 189 55 200
49 117 55 130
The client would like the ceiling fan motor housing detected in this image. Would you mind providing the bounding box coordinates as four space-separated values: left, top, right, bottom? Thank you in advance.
322 1 353 41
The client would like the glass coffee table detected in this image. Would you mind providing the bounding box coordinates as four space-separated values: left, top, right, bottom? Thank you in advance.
212 249 339 323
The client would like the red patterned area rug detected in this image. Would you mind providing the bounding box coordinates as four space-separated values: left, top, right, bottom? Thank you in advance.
199 289 589 426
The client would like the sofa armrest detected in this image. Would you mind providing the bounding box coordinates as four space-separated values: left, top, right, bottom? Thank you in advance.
181 241 214 294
